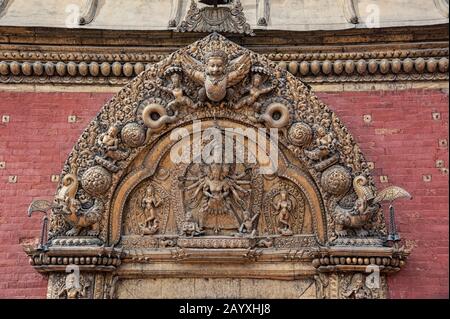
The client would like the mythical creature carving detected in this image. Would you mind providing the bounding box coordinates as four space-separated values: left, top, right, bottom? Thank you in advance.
52 174 104 236
334 175 412 237
142 103 178 133
257 101 291 129
181 50 251 105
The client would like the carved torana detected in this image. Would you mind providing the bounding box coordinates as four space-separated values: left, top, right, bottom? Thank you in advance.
24 32 412 299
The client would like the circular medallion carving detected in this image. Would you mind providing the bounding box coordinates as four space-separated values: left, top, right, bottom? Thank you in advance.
321 165 351 195
81 166 112 196
121 122 146 148
288 122 313 147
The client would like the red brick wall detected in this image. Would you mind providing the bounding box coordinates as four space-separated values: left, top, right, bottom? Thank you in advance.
0 89 448 298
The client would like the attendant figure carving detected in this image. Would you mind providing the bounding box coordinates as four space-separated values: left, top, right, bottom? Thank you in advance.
305 125 336 161
234 68 274 111
272 190 293 236
238 211 259 236
140 185 161 235
181 210 204 237
158 63 195 112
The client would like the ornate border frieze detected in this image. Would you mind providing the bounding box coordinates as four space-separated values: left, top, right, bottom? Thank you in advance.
0 47 447 85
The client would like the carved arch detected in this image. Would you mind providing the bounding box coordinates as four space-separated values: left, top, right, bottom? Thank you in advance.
108 120 328 245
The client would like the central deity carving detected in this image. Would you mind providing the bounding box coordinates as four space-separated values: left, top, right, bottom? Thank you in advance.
181 163 253 235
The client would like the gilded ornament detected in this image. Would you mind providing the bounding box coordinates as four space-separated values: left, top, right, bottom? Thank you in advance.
81 166 112 196
121 122 146 148
321 165 351 196
288 122 313 147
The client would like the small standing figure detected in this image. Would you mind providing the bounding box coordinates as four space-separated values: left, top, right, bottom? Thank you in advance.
272 190 293 236
181 210 204 237
139 185 161 235
342 273 373 299
159 64 195 112
238 211 259 236
234 69 274 111
304 125 335 161
58 272 89 299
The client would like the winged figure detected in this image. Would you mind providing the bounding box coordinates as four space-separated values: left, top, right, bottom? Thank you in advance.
180 50 251 104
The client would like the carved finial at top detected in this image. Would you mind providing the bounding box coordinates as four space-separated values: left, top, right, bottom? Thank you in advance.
176 0 254 35
200 0 233 6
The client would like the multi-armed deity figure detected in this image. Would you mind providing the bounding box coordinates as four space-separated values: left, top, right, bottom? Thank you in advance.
185 163 251 234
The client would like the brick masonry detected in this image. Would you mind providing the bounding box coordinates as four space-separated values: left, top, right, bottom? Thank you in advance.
0 89 448 298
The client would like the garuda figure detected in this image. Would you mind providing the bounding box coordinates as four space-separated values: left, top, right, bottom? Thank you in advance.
181 50 251 104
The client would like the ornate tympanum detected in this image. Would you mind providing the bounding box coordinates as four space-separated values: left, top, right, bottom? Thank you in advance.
24 33 411 299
